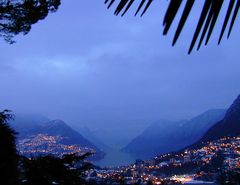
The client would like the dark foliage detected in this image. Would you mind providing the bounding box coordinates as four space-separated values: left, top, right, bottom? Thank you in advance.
105 0 240 53
0 0 61 43
218 170 240 185
0 110 19 185
20 153 93 185
147 180 153 185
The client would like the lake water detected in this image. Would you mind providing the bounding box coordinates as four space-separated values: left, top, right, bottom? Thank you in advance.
94 148 136 167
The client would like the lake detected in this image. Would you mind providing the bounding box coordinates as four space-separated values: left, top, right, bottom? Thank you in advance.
94 148 136 167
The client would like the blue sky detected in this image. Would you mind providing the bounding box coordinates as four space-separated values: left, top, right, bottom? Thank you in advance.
0 1 240 131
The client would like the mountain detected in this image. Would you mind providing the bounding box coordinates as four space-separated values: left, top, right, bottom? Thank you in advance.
179 109 227 144
84 120 151 149
122 109 226 159
11 113 49 137
77 126 111 152
121 120 180 159
11 114 104 160
28 120 99 149
192 95 240 147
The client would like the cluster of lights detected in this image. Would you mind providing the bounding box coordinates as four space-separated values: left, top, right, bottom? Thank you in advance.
18 134 95 158
87 136 240 185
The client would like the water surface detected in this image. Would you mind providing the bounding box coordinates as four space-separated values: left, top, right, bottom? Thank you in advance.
94 148 136 167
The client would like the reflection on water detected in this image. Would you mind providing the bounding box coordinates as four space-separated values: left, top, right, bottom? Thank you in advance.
94 148 136 167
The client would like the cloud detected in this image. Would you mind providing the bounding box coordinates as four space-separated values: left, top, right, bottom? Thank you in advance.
0 0 239 132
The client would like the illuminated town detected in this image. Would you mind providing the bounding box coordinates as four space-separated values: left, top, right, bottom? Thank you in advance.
16 134 240 184
17 134 96 158
85 136 240 185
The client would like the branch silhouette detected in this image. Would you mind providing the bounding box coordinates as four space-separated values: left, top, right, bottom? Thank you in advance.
0 0 60 43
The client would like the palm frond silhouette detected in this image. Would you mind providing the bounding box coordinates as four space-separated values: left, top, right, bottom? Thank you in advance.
105 0 239 53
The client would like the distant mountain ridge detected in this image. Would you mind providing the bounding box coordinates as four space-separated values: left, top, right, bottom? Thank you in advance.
28 119 98 149
77 126 111 152
11 114 49 137
191 95 240 147
122 109 226 159
11 114 104 160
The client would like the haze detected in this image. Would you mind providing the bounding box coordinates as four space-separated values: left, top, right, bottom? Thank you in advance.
0 1 239 147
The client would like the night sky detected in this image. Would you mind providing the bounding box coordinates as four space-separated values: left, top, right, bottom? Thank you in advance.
0 1 239 132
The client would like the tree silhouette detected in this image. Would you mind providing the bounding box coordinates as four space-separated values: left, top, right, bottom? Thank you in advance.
105 0 239 53
20 153 93 185
0 0 61 43
0 110 19 185
0 110 96 184
218 170 240 185
147 180 153 185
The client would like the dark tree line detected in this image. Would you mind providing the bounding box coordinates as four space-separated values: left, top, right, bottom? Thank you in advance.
19 153 93 185
0 110 19 185
218 170 240 185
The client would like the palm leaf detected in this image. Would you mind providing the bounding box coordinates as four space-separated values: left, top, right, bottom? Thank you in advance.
105 0 240 54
